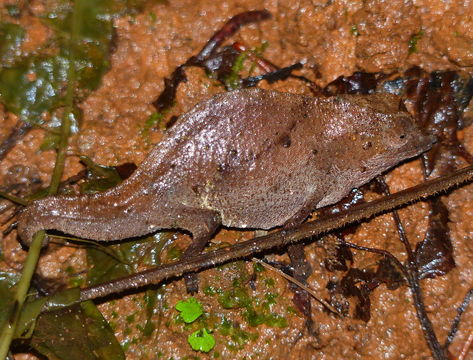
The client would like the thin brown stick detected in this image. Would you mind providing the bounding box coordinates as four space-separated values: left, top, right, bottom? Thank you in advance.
377 176 446 360
0 121 32 162
78 164 473 302
251 258 339 315
445 289 473 349
458 331 473 360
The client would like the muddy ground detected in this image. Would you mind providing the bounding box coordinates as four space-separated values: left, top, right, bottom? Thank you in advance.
1 0 472 359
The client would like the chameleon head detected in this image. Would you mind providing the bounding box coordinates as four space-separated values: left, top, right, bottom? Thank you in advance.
352 106 435 176
383 113 435 159
330 93 435 180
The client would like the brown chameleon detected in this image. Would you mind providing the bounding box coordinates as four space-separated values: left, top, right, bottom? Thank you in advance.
18 88 433 253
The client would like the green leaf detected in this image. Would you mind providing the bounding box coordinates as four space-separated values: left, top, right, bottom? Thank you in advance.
79 156 123 194
187 328 215 353
0 0 130 124
0 272 51 341
175 297 204 323
0 275 18 335
118 232 172 268
15 287 82 340
31 301 125 360
87 232 172 286
43 287 82 311
86 245 130 286
14 297 48 339
0 55 70 123
44 0 116 91
0 22 25 66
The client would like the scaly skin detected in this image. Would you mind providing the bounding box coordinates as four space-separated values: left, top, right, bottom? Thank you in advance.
17 88 434 245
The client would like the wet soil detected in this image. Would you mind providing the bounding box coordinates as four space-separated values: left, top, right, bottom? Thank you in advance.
1 0 472 359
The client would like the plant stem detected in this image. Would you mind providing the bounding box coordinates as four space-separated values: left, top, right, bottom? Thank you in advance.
47 11 78 195
0 231 44 360
0 191 28 206
0 2 80 357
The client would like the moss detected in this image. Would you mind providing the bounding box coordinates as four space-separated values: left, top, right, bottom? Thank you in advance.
0 22 25 65
203 285 219 296
126 314 135 323
224 51 247 90
408 30 424 55
218 287 252 309
285 306 298 315
262 293 277 310
218 318 258 351
166 244 183 261
252 262 265 273
5 4 20 17
121 339 131 351
263 278 275 287
141 111 167 144
350 24 360 37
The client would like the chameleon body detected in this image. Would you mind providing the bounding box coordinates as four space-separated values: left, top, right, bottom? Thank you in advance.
18 88 433 245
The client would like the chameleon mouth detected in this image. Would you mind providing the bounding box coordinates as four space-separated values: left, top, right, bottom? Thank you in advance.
418 133 436 151
404 133 436 159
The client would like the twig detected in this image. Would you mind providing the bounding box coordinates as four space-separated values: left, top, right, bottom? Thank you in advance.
407 272 446 359
193 10 271 62
153 10 271 112
458 331 473 360
445 289 473 349
0 121 32 162
251 258 339 315
377 175 446 360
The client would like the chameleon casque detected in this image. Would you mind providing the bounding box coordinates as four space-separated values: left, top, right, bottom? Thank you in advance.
18 88 433 260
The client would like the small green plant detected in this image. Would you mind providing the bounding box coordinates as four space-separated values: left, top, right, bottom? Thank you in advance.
408 30 424 55
175 297 216 352
141 111 167 144
350 24 360 37
188 328 216 353
175 297 204 323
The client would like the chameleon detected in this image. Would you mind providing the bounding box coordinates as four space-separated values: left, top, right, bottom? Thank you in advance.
18 88 433 256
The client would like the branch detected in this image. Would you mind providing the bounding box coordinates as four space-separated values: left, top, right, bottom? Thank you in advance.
78 164 473 302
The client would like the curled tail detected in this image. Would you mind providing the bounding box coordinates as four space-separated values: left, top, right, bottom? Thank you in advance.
17 191 158 246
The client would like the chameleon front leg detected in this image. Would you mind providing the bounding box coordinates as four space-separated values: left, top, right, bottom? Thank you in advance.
176 207 221 294
182 234 214 294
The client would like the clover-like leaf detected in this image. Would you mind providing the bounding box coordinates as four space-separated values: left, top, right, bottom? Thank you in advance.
175 297 203 323
187 328 215 353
